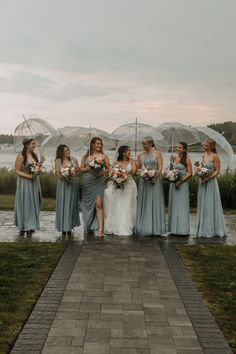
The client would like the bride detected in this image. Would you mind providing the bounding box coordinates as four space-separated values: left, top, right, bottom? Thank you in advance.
104 145 137 236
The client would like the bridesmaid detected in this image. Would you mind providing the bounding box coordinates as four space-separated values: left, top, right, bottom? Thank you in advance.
195 138 226 237
80 137 110 237
136 136 166 236
168 142 192 236
14 138 42 237
55 144 80 237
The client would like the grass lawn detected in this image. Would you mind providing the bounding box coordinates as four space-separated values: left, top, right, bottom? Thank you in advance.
0 242 67 354
177 245 236 353
0 194 55 211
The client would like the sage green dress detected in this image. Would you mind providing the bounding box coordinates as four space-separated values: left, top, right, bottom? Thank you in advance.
136 152 166 236
14 161 42 231
55 158 80 232
168 162 190 235
195 159 225 237
81 158 106 235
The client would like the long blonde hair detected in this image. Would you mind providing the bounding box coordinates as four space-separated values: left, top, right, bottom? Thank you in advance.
205 138 217 153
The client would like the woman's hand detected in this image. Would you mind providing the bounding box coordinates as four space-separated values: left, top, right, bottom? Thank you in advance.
175 180 182 189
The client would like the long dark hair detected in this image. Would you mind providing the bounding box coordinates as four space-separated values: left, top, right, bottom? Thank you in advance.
56 144 71 162
179 141 188 166
143 136 156 149
21 138 39 165
117 145 130 161
85 137 104 158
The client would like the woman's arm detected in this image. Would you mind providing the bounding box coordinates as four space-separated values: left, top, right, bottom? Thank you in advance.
99 154 110 176
175 158 192 188
131 159 137 174
204 154 220 182
136 153 142 169
156 150 163 176
79 155 90 173
15 154 33 179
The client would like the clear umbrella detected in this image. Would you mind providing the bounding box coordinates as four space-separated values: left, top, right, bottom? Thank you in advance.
195 126 234 167
14 117 56 153
156 122 200 153
41 126 115 156
111 120 168 157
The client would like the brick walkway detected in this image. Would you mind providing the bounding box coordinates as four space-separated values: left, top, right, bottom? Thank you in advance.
10 236 233 354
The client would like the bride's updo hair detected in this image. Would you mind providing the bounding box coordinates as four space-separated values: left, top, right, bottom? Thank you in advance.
205 138 217 153
143 136 156 149
117 145 130 161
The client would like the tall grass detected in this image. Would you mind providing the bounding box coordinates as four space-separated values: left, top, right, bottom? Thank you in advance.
0 168 236 209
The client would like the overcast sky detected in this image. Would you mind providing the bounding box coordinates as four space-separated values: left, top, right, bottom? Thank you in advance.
0 0 236 134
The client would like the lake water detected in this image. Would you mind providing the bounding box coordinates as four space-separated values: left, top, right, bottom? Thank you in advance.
0 144 235 171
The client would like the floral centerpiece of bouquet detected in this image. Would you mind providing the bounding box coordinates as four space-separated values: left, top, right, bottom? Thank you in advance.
60 165 76 183
108 164 129 190
194 161 212 180
165 168 181 183
88 157 106 171
26 161 45 175
139 167 157 183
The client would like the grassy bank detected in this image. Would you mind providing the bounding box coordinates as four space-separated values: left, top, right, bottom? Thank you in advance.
0 242 67 354
177 245 236 353
0 194 56 211
0 168 236 209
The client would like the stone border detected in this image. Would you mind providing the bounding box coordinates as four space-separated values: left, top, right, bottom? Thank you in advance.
10 241 82 354
160 243 233 354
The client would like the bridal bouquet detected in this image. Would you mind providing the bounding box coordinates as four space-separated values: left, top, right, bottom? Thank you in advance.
139 167 157 183
88 157 106 171
165 168 181 183
26 161 46 175
194 161 212 180
60 166 76 183
109 164 129 190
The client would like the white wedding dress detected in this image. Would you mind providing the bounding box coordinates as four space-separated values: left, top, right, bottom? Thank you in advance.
104 163 137 236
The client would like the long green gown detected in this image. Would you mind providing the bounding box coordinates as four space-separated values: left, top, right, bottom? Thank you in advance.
136 152 166 236
55 158 80 232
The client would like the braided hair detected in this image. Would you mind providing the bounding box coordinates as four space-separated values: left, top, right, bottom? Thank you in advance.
21 138 39 165
205 138 217 153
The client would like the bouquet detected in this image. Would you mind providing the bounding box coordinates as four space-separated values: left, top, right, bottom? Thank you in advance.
165 168 181 183
60 166 76 183
139 167 157 183
108 164 129 190
194 161 212 180
88 157 106 171
26 161 45 175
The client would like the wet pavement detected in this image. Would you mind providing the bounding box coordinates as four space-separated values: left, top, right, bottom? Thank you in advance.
0 211 235 245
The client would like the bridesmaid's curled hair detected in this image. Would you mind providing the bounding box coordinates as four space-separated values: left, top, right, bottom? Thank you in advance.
206 138 217 153
22 138 39 165
85 137 103 158
56 144 71 162
179 142 188 166
143 136 156 149
117 145 129 161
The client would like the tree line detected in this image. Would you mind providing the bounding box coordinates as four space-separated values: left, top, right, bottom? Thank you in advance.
0 121 236 145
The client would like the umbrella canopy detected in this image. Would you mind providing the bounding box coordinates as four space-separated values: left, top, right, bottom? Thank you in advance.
195 126 234 167
41 126 115 155
156 122 200 152
111 122 168 156
14 118 56 153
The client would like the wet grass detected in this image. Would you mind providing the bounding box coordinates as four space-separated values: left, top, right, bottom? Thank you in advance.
177 245 236 353
0 195 55 211
0 242 66 354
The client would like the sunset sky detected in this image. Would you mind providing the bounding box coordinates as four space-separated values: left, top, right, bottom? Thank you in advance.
0 0 235 133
